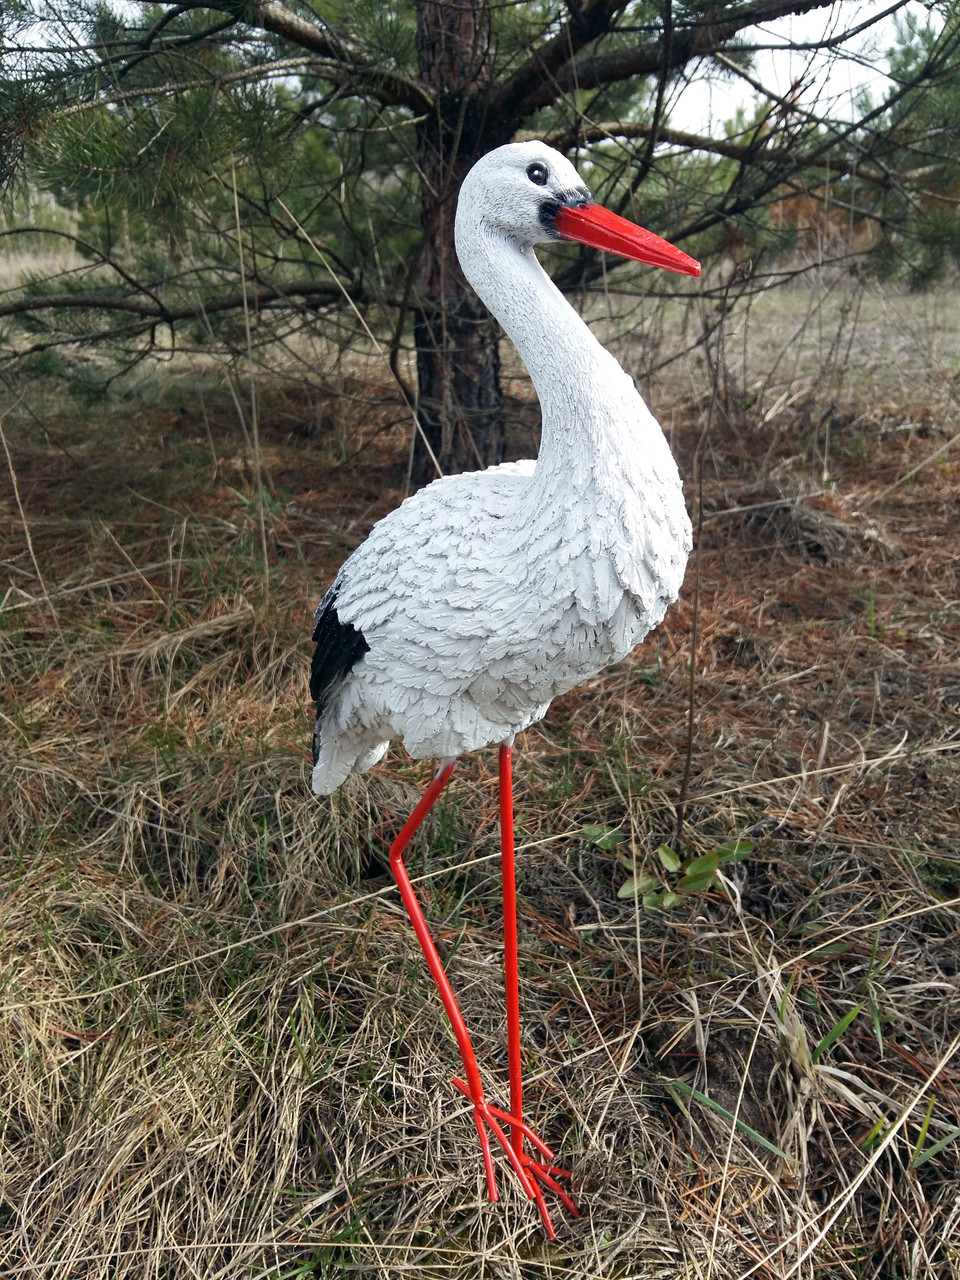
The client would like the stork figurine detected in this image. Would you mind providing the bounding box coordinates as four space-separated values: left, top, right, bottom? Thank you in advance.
310 141 700 1236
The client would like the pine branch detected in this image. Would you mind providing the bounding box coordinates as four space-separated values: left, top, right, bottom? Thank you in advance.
0 277 400 324
491 0 841 127
540 18 960 297
59 56 332 116
488 0 630 135
0 227 168 307
147 0 433 114
529 121 929 191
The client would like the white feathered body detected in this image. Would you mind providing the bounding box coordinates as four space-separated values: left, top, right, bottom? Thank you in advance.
311 143 692 796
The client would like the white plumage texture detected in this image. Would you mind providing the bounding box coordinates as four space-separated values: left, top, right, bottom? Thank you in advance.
311 141 692 795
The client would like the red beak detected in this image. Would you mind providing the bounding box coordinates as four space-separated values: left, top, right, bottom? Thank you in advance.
555 202 700 277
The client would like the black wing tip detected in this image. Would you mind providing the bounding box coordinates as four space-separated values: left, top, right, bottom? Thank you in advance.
310 587 370 763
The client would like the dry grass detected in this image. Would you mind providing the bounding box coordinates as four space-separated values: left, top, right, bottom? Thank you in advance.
1 286 959 1278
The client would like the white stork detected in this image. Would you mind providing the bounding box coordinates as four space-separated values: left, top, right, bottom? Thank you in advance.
310 140 700 1237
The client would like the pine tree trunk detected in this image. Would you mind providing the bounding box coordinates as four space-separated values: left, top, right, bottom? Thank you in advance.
412 0 504 482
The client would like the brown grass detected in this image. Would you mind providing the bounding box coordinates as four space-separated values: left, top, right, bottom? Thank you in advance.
1 289 959 1278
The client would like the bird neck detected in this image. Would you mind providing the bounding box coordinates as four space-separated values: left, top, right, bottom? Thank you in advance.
456 223 666 486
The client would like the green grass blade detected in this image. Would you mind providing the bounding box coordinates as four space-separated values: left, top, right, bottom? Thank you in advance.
668 1080 793 1162
909 1094 936 1167
813 1001 864 1063
911 1124 960 1168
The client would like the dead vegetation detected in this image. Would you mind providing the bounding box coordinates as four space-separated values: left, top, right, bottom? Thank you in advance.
1 282 959 1278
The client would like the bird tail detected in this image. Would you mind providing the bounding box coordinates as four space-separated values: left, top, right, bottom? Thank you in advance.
311 726 388 795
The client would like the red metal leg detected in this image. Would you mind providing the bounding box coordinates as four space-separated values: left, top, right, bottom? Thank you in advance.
388 760 544 1212
499 743 523 1152
498 743 581 1233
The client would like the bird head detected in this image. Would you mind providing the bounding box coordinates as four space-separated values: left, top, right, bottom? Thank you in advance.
456 141 700 278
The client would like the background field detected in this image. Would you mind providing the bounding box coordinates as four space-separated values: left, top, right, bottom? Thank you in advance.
1 273 959 1278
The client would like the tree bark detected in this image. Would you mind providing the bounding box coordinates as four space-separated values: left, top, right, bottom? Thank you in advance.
412 0 504 482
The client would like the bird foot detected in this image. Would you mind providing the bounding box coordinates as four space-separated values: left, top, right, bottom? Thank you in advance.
516 1150 580 1226
451 1076 580 1239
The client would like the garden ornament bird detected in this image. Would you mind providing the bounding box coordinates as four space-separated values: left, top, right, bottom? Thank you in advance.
310 140 700 1236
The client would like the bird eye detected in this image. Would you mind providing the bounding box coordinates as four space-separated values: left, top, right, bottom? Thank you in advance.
526 162 548 186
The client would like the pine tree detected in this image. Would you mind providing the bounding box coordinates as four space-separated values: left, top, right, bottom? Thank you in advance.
3 1 960 476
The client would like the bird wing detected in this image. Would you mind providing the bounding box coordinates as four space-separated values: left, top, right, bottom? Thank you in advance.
321 460 558 701
310 583 371 764
329 460 536 634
